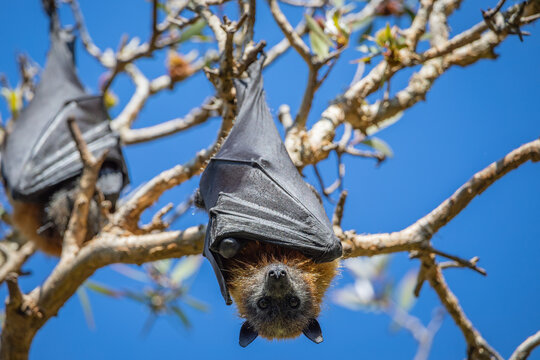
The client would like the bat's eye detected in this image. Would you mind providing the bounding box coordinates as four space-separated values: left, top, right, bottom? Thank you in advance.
257 297 269 309
289 296 300 309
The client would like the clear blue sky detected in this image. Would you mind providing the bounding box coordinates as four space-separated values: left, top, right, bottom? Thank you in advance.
0 1 539 359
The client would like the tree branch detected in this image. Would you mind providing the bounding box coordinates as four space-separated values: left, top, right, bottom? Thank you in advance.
62 118 108 259
0 226 205 360
267 0 312 64
509 331 540 360
120 98 221 145
0 241 36 284
341 138 540 257
421 253 502 360
283 0 540 167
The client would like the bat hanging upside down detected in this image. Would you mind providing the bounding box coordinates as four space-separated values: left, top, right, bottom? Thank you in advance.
1 14 129 256
196 56 342 346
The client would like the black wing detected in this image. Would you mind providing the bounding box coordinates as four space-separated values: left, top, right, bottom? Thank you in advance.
1 24 128 201
199 57 342 304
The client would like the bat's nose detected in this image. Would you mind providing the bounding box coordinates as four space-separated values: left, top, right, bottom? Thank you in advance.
267 265 287 280
265 264 292 295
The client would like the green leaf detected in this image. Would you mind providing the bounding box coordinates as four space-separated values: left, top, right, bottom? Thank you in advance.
305 14 333 59
170 256 203 285
1 87 22 118
191 34 213 43
357 21 374 45
375 23 393 47
183 295 209 312
365 111 403 136
111 264 149 283
77 286 95 330
372 254 390 275
305 14 333 46
420 32 432 41
360 56 373 63
103 90 118 109
309 31 330 59
357 44 370 53
178 19 207 43
153 259 172 274
332 10 350 40
124 290 150 304
361 137 394 158
85 280 121 298
351 15 373 33
156 1 166 12
405 6 416 21
396 270 418 311
170 305 191 328
369 45 379 54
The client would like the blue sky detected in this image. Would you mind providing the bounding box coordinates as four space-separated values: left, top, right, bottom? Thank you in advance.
0 1 539 359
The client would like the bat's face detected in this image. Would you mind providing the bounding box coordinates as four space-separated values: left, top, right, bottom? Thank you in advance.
228 259 329 347
224 241 338 347
240 262 317 339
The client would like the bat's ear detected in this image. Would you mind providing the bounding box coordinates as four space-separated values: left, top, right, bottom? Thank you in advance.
239 321 258 347
303 319 323 344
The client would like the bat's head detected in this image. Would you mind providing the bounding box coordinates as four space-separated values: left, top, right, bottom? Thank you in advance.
224 242 338 347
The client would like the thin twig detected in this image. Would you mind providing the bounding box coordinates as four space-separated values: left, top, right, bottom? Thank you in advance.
430 248 487 276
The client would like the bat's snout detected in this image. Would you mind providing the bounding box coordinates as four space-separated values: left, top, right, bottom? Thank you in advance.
268 268 286 280
267 264 287 280
264 264 292 295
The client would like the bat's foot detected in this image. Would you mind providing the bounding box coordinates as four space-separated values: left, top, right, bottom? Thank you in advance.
194 188 206 209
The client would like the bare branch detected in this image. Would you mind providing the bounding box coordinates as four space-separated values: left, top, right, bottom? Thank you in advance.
279 0 326 7
482 0 507 20
509 331 540 360
421 253 503 360
0 242 36 284
332 190 348 228
342 138 540 257
405 0 435 50
194 1 227 51
421 21 487 61
282 0 540 169
63 118 108 259
112 51 217 142
140 203 173 233
68 0 103 60
112 113 235 231
5 273 23 308
120 98 220 145
111 64 150 132
267 0 312 64
0 226 206 359
430 248 486 276
295 66 319 127
264 20 308 66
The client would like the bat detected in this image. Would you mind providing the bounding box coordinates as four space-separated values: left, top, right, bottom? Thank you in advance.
1 8 129 255
197 56 342 346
